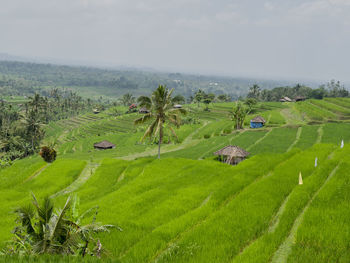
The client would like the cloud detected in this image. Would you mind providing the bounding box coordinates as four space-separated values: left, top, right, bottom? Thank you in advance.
0 0 349 81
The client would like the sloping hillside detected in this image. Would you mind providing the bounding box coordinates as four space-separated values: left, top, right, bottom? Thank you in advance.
1 99 350 262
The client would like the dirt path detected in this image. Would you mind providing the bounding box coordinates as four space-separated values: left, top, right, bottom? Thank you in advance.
120 121 210 160
280 105 304 125
316 124 324 144
271 164 340 263
51 162 100 198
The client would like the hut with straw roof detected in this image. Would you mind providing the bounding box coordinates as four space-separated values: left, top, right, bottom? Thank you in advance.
93 140 116 150
214 145 250 165
250 116 266 128
279 96 292 102
295 96 306 102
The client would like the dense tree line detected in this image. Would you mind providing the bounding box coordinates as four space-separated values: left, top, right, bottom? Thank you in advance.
247 80 349 101
0 90 92 163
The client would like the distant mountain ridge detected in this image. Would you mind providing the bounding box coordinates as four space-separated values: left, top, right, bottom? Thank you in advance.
0 54 322 99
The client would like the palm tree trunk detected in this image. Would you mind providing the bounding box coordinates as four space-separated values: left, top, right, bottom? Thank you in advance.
158 126 163 159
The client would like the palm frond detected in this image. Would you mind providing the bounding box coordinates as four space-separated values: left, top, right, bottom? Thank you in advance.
168 126 179 142
14 204 35 236
141 120 158 142
48 196 71 242
137 96 152 109
134 113 152 125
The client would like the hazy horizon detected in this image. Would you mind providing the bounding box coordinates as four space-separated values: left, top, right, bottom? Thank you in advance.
1 0 349 83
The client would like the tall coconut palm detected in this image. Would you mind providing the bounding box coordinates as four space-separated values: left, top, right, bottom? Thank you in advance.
135 85 186 159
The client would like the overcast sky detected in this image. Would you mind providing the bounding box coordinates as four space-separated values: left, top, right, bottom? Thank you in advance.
1 0 349 82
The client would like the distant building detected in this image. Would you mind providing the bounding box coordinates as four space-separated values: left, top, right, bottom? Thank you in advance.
93 109 100 114
250 116 266 128
173 104 182 109
214 145 250 165
93 140 116 150
280 96 292 102
139 107 150 114
295 96 306 102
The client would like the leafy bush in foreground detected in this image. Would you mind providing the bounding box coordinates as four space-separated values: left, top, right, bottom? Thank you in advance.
1 194 117 258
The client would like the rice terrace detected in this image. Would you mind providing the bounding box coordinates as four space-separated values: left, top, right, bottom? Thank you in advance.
1 1 350 262
1 74 350 262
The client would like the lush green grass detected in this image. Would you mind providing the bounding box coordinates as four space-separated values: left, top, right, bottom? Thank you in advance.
249 127 298 154
321 123 350 144
288 146 350 262
294 125 319 149
2 98 350 262
233 144 336 263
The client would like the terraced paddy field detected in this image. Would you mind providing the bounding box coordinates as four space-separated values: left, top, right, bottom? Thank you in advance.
1 98 350 262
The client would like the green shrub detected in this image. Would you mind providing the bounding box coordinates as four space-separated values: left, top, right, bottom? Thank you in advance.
203 134 211 139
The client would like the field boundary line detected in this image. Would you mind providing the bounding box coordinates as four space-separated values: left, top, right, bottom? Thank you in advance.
150 153 298 263
198 131 242 159
246 128 273 151
287 127 302 152
323 99 350 113
307 101 338 119
266 113 272 124
117 165 129 182
51 161 100 198
271 163 340 263
229 130 246 143
120 122 210 160
316 124 324 144
23 163 50 183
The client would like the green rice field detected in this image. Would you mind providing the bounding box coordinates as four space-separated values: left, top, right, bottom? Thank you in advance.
1 98 350 262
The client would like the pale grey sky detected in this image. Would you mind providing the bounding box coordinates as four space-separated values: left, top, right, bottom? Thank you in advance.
1 0 350 81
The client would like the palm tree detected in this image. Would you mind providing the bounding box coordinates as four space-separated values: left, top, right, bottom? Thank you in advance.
135 85 186 159
247 84 261 99
120 93 135 106
3 194 116 257
22 110 43 151
231 101 250 130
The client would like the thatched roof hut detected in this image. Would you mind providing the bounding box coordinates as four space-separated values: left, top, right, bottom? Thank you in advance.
295 96 306 102
94 140 116 150
280 96 292 102
250 116 266 128
214 145 249 165
139 107 150 114
251 116 266 123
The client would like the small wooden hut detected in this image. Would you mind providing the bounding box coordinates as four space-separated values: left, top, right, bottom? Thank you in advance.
139 107 150 114
214 145 249 165
250 116 266 128
280 96 292 102
93 140 116 150
295 96 306 102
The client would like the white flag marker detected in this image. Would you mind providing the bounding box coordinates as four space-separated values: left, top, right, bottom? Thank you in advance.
315 157 318 167
341 140 344 148
299 172 303 185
